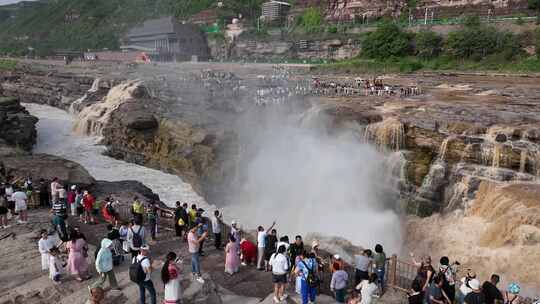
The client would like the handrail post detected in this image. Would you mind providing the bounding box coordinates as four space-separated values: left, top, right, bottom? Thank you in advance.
390 254 398 287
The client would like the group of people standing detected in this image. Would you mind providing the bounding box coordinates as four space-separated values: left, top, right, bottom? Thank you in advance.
407 253 526 304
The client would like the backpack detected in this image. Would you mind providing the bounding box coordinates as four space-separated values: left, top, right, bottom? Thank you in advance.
301 259 319 288
129 256 148 283
131 227 143 248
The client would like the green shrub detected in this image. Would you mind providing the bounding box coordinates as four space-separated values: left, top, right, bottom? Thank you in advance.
327 25 338 33
361 22 412 59
300 8 322 29
0 59 17 70
398 58 423 73
415 30 443 59
529 0 540 10
463 15 481 27
446 26 522 60
536 28 540 57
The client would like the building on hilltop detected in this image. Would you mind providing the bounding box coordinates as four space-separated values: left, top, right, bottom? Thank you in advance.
121 16 210 62
261 1 291 24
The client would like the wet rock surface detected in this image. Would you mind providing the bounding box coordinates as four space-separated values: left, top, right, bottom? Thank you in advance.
0 96 37 151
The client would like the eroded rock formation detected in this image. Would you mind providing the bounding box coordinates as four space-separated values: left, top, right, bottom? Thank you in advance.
0 96 37 151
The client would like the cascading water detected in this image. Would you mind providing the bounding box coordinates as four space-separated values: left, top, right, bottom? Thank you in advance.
72 80 141 137
438 136 455 161
520 150 528 173
24 103 209 209
364 117 405 151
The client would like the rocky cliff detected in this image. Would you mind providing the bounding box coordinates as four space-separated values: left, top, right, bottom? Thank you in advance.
0 96 37 151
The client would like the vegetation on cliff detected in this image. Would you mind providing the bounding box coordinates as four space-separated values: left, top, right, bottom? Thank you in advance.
321 18 540 73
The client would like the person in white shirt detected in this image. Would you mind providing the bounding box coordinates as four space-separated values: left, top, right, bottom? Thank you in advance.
50 178 62 203
211 210 223 250
133 245 156 304
356 273 379 304
49 246 63 283
257 221 276 270
38 229 54 271
269 245 290 303
12 187 28 223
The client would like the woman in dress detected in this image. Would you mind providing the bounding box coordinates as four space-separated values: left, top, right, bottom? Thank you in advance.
356 273 379 304
224 235 240 275
67 230 89 281
161 251 182 304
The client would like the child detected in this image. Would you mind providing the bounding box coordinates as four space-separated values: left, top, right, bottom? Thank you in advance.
49 246 64 283
347 290 360 304
38 229 53 271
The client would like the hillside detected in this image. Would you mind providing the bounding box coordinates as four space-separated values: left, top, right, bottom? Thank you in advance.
0 0 180 56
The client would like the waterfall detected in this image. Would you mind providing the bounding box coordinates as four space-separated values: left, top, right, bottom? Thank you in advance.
439 136 455 161
364 117 405 151
492 144 502 168
519 150 528 173
73 80 142 137
68 94 87 114
88 77 101 93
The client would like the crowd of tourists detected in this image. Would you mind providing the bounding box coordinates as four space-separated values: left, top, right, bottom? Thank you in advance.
310 77 422 98
0 174 536 304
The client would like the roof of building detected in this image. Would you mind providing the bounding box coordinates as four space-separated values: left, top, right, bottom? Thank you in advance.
126 16 176 38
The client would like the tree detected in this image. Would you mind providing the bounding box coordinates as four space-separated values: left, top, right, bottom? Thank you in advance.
303 8 322 27
361 22 412 59
529 0 540 10
415 30 442 59
446 26 522 61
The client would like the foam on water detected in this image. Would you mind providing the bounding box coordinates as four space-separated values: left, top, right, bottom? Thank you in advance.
24 103 208 209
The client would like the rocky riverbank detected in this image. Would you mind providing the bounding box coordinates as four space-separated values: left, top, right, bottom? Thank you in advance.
1 61 540 291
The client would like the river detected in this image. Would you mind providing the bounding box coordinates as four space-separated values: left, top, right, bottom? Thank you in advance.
24 103 210 210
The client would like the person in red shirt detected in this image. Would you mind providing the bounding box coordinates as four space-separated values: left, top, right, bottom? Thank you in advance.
240 238 257 266
82 191 95 224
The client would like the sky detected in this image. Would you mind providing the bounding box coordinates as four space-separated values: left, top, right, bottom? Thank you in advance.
0 0 37 5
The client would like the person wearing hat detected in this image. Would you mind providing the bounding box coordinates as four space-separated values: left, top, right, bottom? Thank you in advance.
459 270 477 303
464 278 485 304
504 283 521 304
93 238 120 290
67 185 77 217
134 245 156 304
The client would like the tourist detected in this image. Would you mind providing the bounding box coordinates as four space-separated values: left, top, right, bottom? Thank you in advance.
75 188 84 221
12 186 28 223
211 210 223 250
127 219 146 259
257 221 276 270
93 238 120 290
49 246 64 284
356 273 379 304
103 197 119 226
289 235 305 266
230 220 241 246
131 196 144 224
311 240 325 273
92 195 101 224
67 185 77 216
413 253 436 292
427 274 451 304
373 244 387 294
38 229 54 271
408 280 424 304
133 245 156 304
58 186 67 205
331 254 345 273
38 178 49 207
0 194 8 228
106 224 120 240
296 252 319 304
294 251 307 294
458 270 477 304
52 211 69 242
504 283 521 304
83 190 96 224
482 274 503 304
264 229 278 272
438 256 458 303
464 278 484 304
173 201 186 238
188 204 197 226
162 251 182 304
4 183 14 217
67 230 90 281
331 262 349 303
355 249 373 286
270 245 290 303
348 290 361 304
51 192 68 219
119 221 129 253
240 238 257 266
225 235 240 275
50 177 62 203
24 177 33 207
147 201 158 241
195 211 208 256
187 224 208 283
